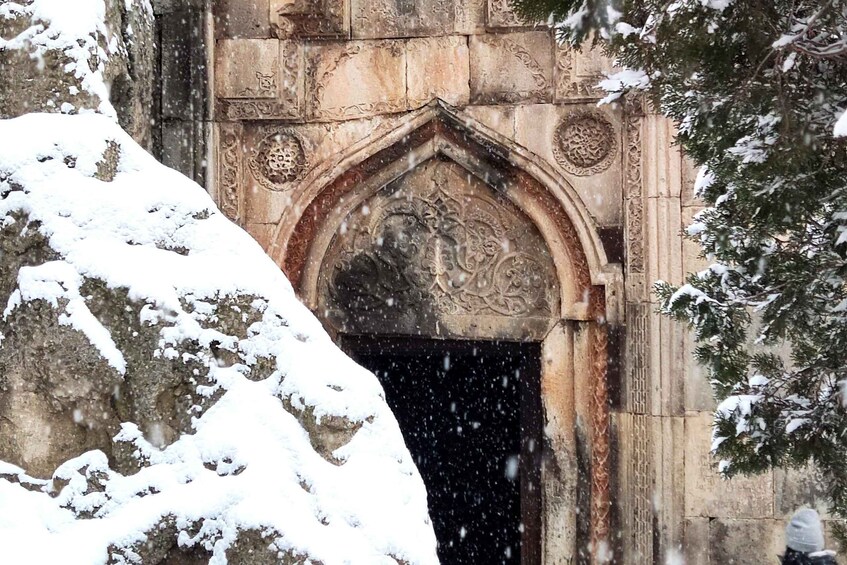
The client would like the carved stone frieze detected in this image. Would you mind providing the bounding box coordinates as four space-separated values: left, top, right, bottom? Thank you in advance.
305 40 406 121
247 126 308 191
469 32 553 104
217 123 243 223
553 110 617 177
271 0 348 39
351 0 453 39
319 158 559 338
625 106 645 274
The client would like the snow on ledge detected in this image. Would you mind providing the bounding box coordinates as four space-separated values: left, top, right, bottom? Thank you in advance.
0 113 437 564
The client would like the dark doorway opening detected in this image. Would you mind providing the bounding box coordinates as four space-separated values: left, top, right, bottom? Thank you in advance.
345 337 542 565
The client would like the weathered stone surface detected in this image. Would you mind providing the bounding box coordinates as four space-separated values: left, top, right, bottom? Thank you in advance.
0 219 256 477
685 412 774 519
684 517 711 565
709 519 784 565
351 0 454 38
463 104 515 138
406 36 470 108
215 39 280 99
214 0 272 38
774 465 831 518
305 40 406 120
515 104 622 226
455 0 485 33
469 31 554 104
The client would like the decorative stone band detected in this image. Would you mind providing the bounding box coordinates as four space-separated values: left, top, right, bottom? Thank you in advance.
591 321 612 562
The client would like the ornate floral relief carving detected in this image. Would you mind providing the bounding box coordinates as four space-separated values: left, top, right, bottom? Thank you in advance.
625 109 645 273
218 126 242 223
553 111 617 176
273 0 347 39
218 99 299 120
236 71 277 98
353 0 453 38
486 0 524 28
248 126 307 191
320 159 559 336
555 45 604 100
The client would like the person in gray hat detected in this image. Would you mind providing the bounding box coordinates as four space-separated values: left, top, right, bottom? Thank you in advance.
781 508 837 565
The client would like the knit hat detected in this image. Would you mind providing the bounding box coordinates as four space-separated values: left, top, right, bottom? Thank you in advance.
786 508 825 554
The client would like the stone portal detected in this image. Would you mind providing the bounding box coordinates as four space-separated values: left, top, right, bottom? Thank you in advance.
348 338 542 565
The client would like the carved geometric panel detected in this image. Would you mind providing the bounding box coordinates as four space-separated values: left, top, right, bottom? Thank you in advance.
469 31 554 104
351 0 454 39
247 126 308 191
305 40 407 121
215 40 303 120
319 158 560 339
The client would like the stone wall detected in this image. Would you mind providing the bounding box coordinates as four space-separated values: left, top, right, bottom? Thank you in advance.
207 1 838 563
151 0 210 184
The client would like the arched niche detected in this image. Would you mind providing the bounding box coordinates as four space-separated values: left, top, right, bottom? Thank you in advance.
272 101 620 564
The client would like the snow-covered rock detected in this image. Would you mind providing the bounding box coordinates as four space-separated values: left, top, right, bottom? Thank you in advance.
0 112 437 564
0 0 154 147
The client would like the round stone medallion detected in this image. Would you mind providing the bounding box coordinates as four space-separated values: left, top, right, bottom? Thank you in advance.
552 111 617 176
249 130 306 190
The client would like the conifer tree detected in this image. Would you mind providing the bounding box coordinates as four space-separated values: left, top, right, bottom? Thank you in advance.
510 0 847 516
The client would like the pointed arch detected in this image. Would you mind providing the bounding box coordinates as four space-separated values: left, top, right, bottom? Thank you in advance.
270 100 622 323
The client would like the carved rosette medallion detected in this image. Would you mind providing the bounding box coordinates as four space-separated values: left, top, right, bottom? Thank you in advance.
248 128 307 191
319 159 559 338
553 111 617 176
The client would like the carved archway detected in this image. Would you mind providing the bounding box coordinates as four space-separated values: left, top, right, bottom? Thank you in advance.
272 101 620 563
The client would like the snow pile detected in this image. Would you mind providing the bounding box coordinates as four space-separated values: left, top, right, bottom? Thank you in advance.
0 112 437 564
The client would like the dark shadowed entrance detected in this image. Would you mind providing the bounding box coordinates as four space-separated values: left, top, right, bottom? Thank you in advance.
346 337 542 565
